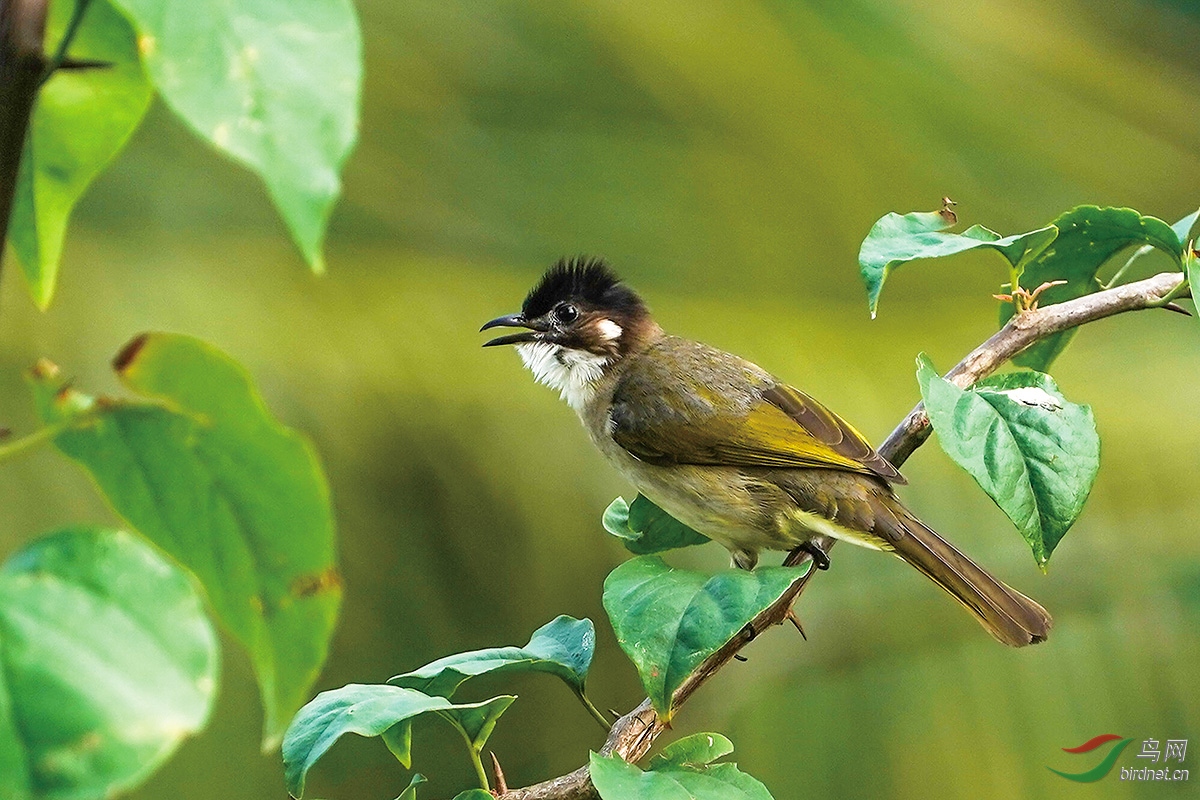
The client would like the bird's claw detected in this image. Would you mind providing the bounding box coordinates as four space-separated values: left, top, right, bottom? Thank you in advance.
789 542 830 570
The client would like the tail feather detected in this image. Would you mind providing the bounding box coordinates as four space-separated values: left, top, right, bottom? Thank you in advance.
883 501 1052 647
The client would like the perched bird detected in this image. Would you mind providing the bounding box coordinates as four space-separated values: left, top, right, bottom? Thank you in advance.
482 257 1051 647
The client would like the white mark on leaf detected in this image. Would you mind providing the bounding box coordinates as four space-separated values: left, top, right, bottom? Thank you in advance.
999 386 1062 411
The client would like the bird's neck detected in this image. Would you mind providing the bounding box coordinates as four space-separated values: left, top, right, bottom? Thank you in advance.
516 320 663 413
516 342 612 411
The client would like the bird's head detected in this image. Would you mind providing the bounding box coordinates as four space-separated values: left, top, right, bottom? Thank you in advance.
481 257 657 408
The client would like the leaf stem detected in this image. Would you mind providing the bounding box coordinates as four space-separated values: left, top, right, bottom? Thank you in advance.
575 689 612 731
0 418 73 464
39 0 93 85
1009 265 1025 311
467 745 491 791
1102 244 1153 290
1153 276 1191 306
450 724 491 791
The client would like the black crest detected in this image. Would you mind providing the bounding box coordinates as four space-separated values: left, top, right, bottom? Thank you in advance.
522 256 645 319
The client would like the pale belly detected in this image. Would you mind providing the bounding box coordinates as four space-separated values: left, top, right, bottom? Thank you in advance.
589 426 801 562
587 421 893 568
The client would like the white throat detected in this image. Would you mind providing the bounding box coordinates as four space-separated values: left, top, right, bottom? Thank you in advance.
516 342 609 411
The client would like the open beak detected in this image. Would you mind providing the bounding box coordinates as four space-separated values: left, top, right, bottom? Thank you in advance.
480 314 547 347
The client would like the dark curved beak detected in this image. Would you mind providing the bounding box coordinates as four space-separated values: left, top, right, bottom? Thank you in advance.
480 314 546 347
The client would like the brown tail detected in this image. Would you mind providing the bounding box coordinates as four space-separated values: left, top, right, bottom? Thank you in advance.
883 500 1052 647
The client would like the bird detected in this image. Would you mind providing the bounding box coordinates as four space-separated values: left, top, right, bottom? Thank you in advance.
481 257 1051 647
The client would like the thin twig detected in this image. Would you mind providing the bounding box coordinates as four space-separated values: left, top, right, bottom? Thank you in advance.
879 270 1188 464
495 270 1190 800
39 0 94 84
0 417 76 463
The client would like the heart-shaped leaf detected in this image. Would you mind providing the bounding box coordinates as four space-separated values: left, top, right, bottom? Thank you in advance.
110 0 362 271
650 732 734 769
283 685 446 797
603 556 808 719
916 355 1100 567
9 0 152 308
1000 206 1183 369
389 615 594 699
603 496 709 555
858 205 1057 317
282 684 514 798
590 750 774 800
28 333 340 748
0 527 217 800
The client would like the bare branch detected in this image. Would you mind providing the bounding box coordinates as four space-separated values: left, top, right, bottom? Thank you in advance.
496 270 1189 800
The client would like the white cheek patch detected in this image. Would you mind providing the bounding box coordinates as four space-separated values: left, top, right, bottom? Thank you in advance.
516 342 609 411
595 318 623 341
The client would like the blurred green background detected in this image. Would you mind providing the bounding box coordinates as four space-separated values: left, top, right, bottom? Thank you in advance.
2 0 1199 798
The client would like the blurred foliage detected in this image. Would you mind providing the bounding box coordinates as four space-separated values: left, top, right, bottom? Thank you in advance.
1 0 1199 798
0 528 216 799
29 333 340 747
109 0 363 272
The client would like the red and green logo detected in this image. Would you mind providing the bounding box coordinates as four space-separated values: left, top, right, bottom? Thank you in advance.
1048 734 1134 782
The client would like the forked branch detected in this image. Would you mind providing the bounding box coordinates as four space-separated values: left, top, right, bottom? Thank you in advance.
497 270 1190 800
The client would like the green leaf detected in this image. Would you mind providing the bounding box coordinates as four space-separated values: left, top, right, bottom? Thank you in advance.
1171 208 1200 243
857 206 1056 317
602 556 808 719
110 0 363 271
28 333 340 748
282 685 448 798
590 751 774 800
389 615 594 699
450 792 495 800
9 0 151 309
650 733 734 769
281 685 514 799
1001 206 1183 369
0 527 217 800
603 496 709 555
396 773 426 800
915 355 1100 568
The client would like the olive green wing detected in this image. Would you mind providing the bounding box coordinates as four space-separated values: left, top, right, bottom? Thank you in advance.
761 384 905 483
609 346 904 483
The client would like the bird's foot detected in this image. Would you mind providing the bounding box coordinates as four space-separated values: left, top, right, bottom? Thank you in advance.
785 542 830 570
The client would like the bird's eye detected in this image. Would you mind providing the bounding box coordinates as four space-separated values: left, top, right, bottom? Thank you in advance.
554 304 579 324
